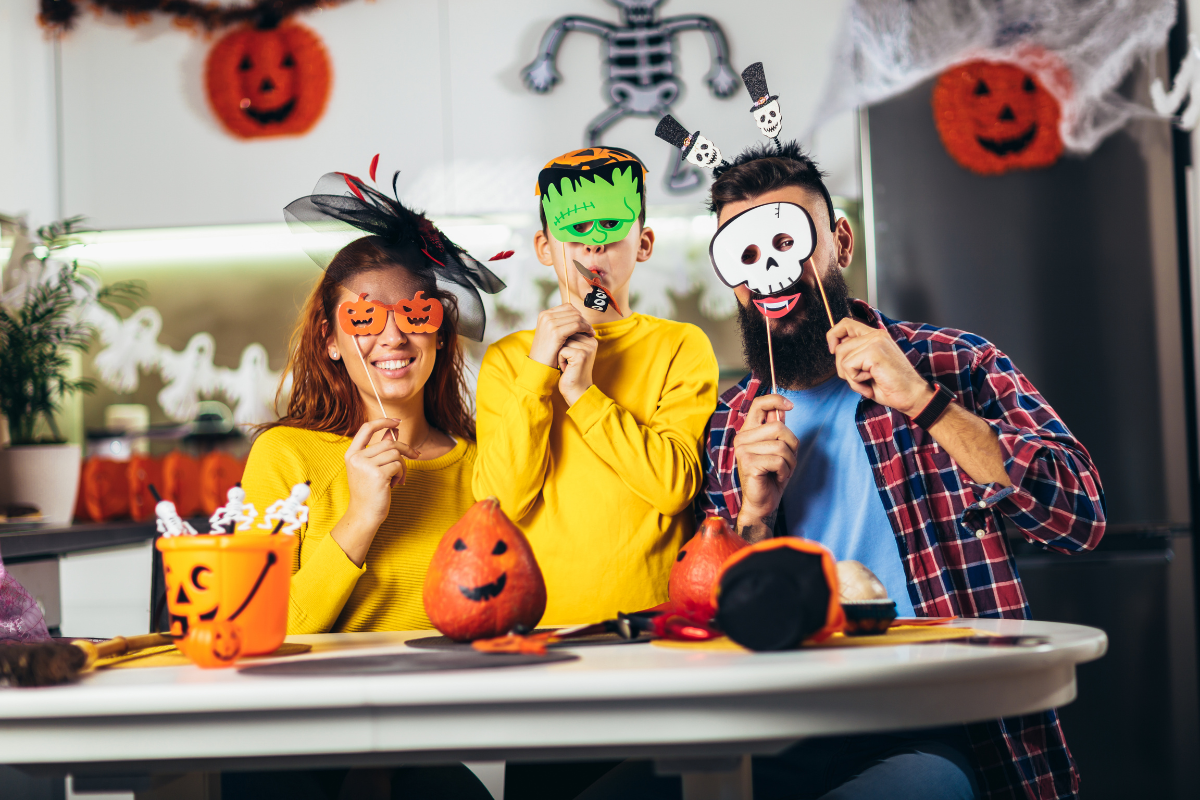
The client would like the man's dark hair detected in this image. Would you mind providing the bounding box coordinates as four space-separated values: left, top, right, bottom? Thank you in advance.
539 191 647 234
708 141 836 232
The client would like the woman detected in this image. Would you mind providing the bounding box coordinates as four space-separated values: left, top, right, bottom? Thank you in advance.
242 170 504 635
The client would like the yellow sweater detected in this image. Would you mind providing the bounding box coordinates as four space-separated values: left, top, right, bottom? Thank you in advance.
242 426 476 633
473 313 718 624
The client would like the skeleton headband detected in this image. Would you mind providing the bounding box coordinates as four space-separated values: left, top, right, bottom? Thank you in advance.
709 202 816 305
654 114 728 169
742 62 782 139
536 147 647 245
285 164 505 341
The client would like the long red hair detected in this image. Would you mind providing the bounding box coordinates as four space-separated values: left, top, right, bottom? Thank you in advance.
263 237 476 440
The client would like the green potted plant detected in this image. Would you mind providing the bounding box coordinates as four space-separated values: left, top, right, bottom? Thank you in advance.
0 216 141 525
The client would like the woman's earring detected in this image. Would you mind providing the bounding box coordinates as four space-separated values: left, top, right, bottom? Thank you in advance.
329 349 340 360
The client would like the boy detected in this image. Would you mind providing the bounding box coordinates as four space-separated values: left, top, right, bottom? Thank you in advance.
473 147 719 624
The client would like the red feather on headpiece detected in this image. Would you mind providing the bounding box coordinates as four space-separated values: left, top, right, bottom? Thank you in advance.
488 250 515 261
338 172 366 201
369 154 379 183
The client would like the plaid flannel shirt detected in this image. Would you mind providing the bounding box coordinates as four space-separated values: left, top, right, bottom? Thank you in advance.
696 300 1105 800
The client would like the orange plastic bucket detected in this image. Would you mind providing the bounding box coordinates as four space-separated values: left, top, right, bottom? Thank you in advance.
157 534 296 656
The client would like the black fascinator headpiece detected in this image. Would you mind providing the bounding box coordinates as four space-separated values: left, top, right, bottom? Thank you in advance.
285 167 505 341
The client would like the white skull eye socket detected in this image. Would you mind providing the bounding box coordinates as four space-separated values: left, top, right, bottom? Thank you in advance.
769 111 777 118
772 233 794 252
741 244 761 265
759 114 767 122
700 143 709 150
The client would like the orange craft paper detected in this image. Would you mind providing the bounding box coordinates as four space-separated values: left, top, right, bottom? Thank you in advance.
162 451 202 518
200 452 245 516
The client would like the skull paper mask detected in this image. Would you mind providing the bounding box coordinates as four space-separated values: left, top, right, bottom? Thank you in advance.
754 100 783 138
709 202 817 296
686 135 723 167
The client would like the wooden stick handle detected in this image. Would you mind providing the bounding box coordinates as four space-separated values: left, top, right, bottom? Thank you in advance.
72 633 174 670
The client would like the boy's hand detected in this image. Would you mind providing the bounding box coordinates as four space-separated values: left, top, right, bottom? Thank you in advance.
529 304 594 368
557 333 598 406
733 393 798 542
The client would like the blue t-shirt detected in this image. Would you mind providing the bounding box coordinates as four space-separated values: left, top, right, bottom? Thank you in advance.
777 379 915 615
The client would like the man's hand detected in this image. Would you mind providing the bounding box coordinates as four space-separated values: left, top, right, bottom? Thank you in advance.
836 560 889 602
827 318 934 417
733 393 798 542
558 333 598 406
529 304 594 368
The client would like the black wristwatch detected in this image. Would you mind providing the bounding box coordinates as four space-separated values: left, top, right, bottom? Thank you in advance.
912 382 954 429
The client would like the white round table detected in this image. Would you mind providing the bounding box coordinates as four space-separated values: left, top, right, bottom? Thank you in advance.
0 618 1106 800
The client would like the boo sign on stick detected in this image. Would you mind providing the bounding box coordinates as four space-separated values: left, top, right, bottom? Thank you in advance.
537 147 647 246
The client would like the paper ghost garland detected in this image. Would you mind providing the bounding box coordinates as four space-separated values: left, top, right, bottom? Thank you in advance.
520 0 737 193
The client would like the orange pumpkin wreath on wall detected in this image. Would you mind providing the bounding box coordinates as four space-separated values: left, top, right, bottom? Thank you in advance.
39 0 349 140
931 56 1070 176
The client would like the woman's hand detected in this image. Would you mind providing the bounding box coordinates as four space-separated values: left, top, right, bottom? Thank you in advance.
333 418 422 567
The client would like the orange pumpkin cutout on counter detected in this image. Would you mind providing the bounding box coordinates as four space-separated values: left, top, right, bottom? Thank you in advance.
205 21 331 139
932 59 1065 176
81 458 130 522
128 454 162 522
423 497 547 642
179 619 243 669
668 516 747 620
337 293 388 336
200 452 244 515
158 534 296 655
394 291 444 334
162 452 202 519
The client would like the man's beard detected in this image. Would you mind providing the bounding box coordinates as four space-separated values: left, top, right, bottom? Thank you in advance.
736 258 851 390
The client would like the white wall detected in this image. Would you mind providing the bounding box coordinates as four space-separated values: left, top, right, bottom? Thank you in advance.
4 0 854 231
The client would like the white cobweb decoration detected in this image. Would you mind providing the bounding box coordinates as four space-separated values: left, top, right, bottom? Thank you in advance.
810 0 1177 154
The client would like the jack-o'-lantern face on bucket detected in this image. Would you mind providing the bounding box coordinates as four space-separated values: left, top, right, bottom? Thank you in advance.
337 293 387 336
932 60 1064 176
423 498 547 641
394 291 444 334
163 551 221 637
204 22 331 139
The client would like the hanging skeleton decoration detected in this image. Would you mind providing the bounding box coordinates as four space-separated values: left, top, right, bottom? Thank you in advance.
742 62 783 147
259 481 311 534
209 483 258 534
1151 33 1200 131
521 0 737 193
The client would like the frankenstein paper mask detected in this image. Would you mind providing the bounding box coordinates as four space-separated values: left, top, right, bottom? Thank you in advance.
537 147 647 245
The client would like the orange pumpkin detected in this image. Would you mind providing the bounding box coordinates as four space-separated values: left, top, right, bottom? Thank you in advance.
199 452 244 515
81 458 130 522
204 22 331 140
162 451 202 519
337 292 388 337
932 59 1064 176
180 620 243 669
713 538 845 651
394 291 444 334
127 454 162 522
668 516 746 620
423 497 547 642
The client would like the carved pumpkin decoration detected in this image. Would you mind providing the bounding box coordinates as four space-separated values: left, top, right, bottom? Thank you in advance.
337 292 387 336
932 59 1065 176
158 534 295 655
200 452 244 515
162 452 202 519
81 458 130 522
423 497 547 642
205 22 331 140
179 619 244 669
668 516 747 620
127 454 162 522
394 291 444 334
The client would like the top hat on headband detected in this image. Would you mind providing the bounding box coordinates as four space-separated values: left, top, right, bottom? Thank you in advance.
654 115 702 159
742 62 778 111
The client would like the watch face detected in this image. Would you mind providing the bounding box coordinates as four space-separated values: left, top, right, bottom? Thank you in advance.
709 201 817 296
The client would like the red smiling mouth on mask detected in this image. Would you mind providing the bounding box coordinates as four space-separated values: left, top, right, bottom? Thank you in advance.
752 293 801 319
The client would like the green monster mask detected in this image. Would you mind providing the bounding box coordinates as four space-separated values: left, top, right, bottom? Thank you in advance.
536 147 647 246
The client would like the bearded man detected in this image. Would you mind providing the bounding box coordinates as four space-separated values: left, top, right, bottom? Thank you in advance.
691 143 1106 800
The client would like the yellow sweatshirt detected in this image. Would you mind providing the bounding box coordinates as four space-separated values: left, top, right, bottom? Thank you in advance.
241 426 476 633
473 313 718 624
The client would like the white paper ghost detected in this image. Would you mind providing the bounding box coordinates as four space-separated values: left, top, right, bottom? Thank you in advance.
157 333 218 423
91 306 164 394
708 202 817 296
217 343 283 426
